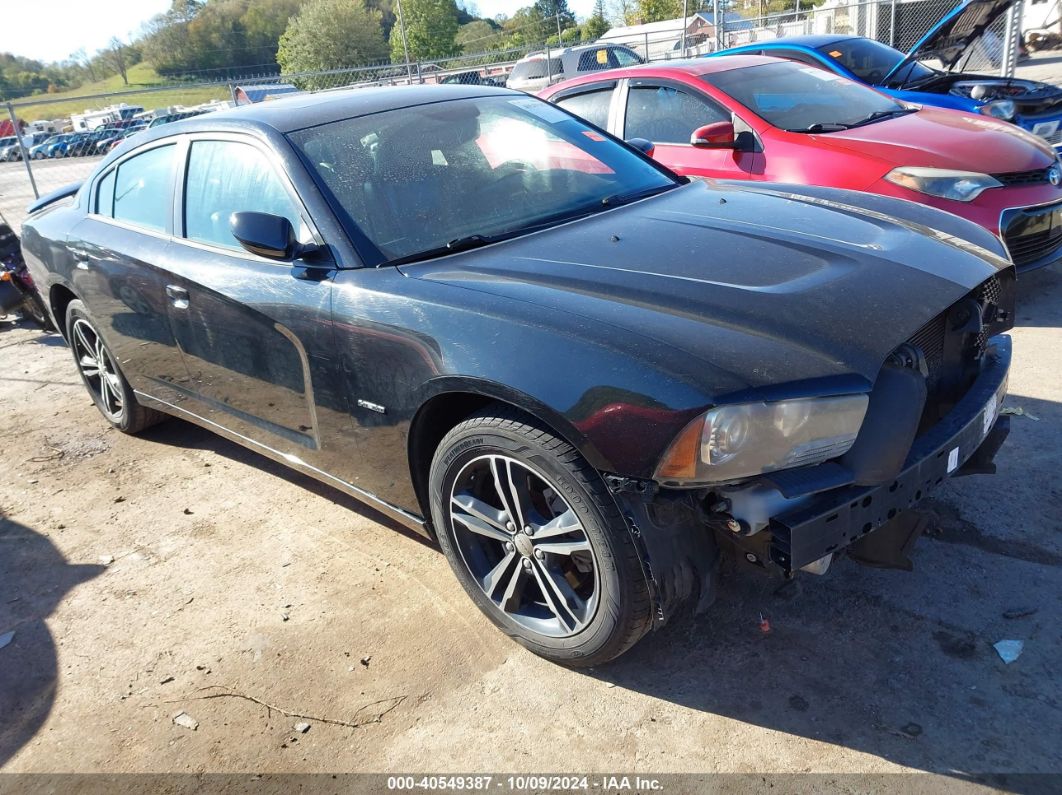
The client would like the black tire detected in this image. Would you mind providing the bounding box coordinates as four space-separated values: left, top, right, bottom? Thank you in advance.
429 404 652 667
21 294 54 331
65 299 165 434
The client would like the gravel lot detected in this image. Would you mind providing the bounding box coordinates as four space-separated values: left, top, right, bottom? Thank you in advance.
2 55 1062 786
0 264 1060 783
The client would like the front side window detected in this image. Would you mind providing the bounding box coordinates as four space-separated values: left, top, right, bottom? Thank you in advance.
555 87 615 129
289 95 675 265
113 144 176 232
183 140 302 250
624 85 729 144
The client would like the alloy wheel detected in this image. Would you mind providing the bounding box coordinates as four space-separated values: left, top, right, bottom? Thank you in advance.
71 318 124 421
448 454 599 638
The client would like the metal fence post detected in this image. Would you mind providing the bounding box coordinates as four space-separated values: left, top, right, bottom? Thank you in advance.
644 32 650 61
715 0 723 51
1001 0 1023 78
889 0 897 47
6 101 38 200
546 43 552 82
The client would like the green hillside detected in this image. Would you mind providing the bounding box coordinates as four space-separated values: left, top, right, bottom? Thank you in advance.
14 63 230 123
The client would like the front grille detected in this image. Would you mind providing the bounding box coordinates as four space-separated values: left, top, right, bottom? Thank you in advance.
1004 223 1062 267
900 273 1009 432
976 276 1002 354
993 167 1053 186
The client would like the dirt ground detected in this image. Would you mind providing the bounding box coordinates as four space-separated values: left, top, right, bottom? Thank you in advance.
0 262 1059 784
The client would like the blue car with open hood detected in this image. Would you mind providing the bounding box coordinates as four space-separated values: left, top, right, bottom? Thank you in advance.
713 0 1062 149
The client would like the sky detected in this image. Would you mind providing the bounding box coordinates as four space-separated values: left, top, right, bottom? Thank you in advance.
5 1 598 64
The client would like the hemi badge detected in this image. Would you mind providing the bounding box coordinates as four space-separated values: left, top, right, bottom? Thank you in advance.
357 399 386 414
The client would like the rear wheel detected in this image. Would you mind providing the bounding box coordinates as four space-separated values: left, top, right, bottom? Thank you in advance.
65 299 164 434
430 405 652 666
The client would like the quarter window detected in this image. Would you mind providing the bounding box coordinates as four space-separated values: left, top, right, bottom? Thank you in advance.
96 169 116 217
555 88 615 130
624 85 729 144
183 140 302 251
113 144 176 232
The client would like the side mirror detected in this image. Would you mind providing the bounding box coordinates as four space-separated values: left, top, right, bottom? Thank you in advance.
691 121 737 148
625 137 655 157
231 211 319 261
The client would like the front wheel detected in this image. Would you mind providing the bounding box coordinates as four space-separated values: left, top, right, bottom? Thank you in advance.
429 406 652 666
65 299 164 434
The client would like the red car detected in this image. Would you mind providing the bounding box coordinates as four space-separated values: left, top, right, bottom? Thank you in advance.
539 56 1062 272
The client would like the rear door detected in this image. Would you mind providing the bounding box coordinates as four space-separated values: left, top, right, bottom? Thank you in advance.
162 134 336 453
68 141 192 403
620 78 763 180
550 81 620 132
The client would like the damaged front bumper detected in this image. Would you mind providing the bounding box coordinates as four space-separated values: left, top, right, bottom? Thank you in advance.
768 335 1010 574
611 336 1011 626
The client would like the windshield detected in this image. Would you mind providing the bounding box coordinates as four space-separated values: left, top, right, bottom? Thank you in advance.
289 95 676 265
704 61 909 132
815 38 935 86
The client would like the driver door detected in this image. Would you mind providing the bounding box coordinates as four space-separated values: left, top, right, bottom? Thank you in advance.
620 79 763 181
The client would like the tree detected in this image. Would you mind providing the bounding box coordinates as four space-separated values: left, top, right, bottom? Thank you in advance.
583 0 610 40
278 0 389 87
102 38 131 85
635 0 684 23
390 0 460 62
456 19 502 52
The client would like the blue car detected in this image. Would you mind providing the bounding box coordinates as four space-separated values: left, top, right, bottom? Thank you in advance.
713 0 1062 149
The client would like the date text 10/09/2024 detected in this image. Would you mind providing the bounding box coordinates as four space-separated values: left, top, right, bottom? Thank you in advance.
387 776 665 791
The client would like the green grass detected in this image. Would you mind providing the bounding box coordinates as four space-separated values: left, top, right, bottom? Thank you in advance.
14 63 231 122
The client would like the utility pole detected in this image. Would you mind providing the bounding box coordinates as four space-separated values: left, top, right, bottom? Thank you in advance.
396 0 413 84
681 0 688 57
555 9 563 42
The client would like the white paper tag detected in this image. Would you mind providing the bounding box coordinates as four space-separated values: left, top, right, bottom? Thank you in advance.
509 97 569 124
946 447 959 473
982 393 998 438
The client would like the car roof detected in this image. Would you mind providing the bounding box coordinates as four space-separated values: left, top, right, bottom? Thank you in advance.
135 84 517 141
545 54 792 86
738 35 852 50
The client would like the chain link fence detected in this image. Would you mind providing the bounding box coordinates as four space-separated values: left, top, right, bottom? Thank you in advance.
0 0 1034 231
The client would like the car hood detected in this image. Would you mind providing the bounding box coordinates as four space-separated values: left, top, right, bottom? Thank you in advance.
886 0 1015 82
820 106 1056 171
400 181 1009 397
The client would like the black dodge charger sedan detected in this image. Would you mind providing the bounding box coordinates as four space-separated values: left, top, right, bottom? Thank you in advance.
21 85 1013 665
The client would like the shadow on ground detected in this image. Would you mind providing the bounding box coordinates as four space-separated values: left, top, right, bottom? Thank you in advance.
0 516 103 766
138 419 431 548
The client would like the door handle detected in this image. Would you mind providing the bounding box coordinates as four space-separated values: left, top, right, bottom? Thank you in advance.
166 285 190 309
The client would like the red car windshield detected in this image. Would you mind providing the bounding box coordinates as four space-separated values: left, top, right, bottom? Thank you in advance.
704 61 910 133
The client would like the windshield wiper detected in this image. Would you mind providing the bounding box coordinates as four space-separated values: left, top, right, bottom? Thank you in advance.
785 122 852 133
600 183 676 207
385 234 495 266
848 108 917 127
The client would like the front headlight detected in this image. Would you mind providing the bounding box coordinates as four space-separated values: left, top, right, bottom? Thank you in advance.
884 166 1003 202
979 99 1016 121
655 395 869 485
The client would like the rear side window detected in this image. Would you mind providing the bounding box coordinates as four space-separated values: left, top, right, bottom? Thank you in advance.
113 144 175 232
625 85 729 144
555 88 615 129
95 169 116 216
577 49 613 72
183 140 302 251
511 58 563 81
